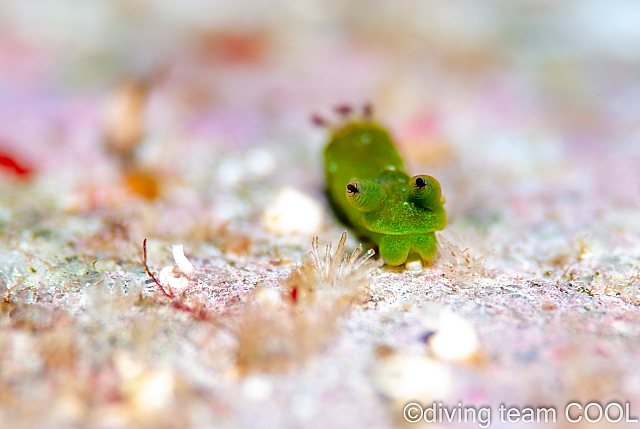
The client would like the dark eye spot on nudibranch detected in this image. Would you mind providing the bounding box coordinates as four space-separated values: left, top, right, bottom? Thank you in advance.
414 177 427 189
347 182 360 194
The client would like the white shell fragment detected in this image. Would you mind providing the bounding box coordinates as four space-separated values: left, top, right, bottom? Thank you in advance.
217 159 245 187
172 244 194 276
245 148 276 177
113 351 175 416
253 286 282 310
158 244 195 293
374 354 452 404
159 266 190 292
262 186 323 234
133 368 175 412
405 260 423 271
425 308 480 362
242 376 273 402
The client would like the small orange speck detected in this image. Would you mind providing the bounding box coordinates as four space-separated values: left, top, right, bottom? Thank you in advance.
375 345 394 358
125 170 159 200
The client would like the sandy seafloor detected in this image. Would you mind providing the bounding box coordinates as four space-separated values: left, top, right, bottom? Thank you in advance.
1 1 640 428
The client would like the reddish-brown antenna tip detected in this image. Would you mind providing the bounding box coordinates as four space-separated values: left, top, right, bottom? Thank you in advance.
311 114 327 127
363 103 373 118
334 104 353 117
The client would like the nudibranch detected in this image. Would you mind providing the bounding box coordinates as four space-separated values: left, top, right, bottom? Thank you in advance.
317 105 446 266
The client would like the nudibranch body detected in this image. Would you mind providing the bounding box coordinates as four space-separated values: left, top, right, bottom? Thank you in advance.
323 114 446 266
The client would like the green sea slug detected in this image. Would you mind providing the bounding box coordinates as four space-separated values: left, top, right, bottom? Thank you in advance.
320 106 446 266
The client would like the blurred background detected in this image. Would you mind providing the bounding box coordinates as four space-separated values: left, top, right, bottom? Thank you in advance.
2 0 640 223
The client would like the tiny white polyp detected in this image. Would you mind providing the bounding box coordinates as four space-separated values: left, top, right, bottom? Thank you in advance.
172 244 194 276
